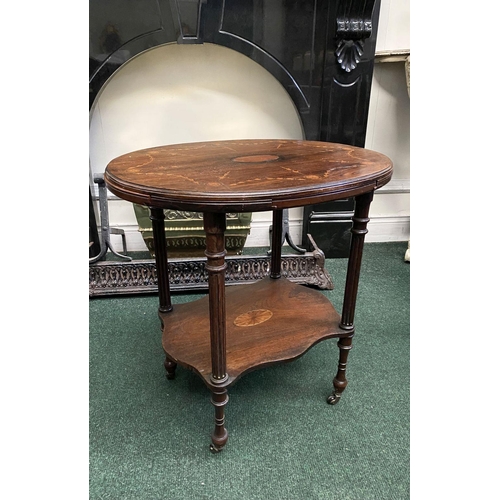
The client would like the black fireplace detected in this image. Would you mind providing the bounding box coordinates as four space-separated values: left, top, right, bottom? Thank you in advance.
90 0 381 262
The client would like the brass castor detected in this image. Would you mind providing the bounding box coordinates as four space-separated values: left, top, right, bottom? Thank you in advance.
327 392 341 405
209 443 223 453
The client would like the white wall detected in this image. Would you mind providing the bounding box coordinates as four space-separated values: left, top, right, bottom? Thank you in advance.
375 0 410 52
90 1 410 251
365 0 410 242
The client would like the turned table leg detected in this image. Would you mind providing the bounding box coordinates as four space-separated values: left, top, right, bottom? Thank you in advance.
328 192 373 405
150 208 177 380
204 212 229 452
270 209 283 279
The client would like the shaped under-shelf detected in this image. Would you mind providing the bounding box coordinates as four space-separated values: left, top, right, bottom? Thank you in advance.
160 277 346 386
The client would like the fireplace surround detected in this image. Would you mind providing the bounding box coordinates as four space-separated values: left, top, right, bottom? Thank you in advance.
89 0 381 296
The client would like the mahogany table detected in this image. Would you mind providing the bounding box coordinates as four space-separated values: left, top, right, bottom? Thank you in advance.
104 139 393 452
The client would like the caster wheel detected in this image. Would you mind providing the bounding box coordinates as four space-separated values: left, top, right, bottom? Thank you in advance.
209 443 223 453
327 393 341 405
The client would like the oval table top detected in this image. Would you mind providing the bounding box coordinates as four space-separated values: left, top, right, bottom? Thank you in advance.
104 139 393 212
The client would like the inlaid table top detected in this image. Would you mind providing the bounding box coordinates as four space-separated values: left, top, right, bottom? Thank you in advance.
104 139 393 212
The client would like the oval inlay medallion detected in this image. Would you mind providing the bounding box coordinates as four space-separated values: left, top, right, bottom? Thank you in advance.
234 309 273 327
232 154 280 163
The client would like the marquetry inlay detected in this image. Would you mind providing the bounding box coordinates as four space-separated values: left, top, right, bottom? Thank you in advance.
234 309 273 327
232 154 280 163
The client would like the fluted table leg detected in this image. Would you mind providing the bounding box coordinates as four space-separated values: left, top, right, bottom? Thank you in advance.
203 212 229 452
150 208 176 380
328 191 373 405
270 209 283 279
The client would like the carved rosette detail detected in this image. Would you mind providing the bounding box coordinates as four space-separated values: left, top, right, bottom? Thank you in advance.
334 0 376 72
335 39 364 73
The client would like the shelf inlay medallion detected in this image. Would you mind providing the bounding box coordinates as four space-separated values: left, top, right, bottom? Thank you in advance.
234 309 273 327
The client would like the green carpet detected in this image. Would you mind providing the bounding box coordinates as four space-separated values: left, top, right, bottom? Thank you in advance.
89 242 410 499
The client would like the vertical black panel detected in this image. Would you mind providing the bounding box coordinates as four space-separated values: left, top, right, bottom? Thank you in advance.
302 0 381 257
320 0 379 146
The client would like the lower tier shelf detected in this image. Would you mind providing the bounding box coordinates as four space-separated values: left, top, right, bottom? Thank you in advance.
160 277 345 386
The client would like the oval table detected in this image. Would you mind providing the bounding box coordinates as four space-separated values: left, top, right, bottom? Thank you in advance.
104 139 393 452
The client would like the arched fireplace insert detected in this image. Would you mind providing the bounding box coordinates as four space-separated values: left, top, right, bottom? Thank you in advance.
89 0 381 295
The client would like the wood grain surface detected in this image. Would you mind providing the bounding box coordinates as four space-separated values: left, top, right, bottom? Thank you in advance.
160 277 344 387
104 139 393 212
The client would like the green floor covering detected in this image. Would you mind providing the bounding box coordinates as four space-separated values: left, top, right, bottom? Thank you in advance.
89 242 410 500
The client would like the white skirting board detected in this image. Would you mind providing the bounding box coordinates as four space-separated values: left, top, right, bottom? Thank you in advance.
103 216 411 254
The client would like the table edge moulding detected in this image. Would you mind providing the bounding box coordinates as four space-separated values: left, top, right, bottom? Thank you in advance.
103 139 393 453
